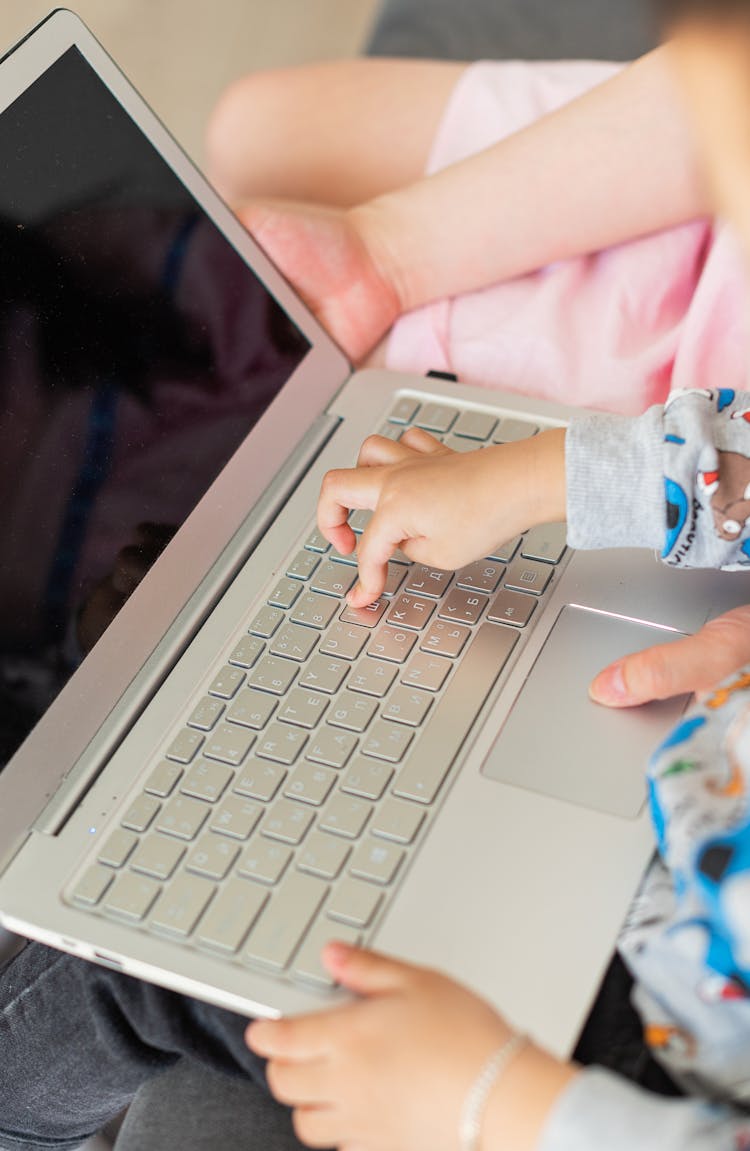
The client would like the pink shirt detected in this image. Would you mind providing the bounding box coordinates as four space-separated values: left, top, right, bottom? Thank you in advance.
385 60 750 416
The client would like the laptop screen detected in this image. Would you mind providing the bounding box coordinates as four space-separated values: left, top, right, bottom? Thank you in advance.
0 47 311 766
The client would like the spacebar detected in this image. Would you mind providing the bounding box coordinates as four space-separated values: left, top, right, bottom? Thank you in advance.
393 623 518 804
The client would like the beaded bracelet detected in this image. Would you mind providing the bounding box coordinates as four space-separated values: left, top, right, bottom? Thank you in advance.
458 1032 527 1151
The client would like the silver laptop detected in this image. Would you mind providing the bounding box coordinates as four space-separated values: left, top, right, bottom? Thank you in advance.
0 9 746 1061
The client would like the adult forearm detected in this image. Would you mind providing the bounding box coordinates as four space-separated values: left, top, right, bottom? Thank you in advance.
355 44 707 313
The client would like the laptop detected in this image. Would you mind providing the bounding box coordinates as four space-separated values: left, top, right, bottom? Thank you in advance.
0 8 746 1062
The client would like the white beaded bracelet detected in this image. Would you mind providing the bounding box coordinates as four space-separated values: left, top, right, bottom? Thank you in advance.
458 1032 527 1151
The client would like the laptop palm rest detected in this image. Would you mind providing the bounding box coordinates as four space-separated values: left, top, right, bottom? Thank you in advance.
482 606 688 817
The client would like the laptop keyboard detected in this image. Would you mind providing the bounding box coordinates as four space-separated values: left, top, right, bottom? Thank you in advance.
67 398 568 990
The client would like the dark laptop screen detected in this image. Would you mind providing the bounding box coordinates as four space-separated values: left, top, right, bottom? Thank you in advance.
0 47 311 765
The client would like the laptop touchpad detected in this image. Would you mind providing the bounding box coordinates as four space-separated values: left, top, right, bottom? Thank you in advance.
482 606 688 818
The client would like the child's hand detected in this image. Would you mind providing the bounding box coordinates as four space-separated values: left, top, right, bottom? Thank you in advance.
246 943 516 1151
319 426 566 607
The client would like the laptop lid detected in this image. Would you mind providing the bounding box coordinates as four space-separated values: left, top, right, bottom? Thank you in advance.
0 8 350 864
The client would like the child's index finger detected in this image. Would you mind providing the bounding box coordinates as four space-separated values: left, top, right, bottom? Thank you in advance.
317 463 389 548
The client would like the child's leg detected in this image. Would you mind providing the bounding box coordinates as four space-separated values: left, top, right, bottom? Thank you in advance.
205 57 465 207
0 941 265 1151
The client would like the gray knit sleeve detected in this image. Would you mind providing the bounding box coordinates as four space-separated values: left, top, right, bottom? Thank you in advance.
565 389 750 567
565 407 665 551
537 1066 750 1151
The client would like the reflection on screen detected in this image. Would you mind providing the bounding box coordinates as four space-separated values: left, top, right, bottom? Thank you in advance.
0 47 310 765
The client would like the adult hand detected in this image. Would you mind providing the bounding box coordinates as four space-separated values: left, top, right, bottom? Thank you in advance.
246 943 514 1151
589 604 750 706
236 198 401 364
318 426 566 608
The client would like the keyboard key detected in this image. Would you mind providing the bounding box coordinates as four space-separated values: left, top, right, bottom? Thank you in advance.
121 794 161 833
203 723 256 766
401 652 452 692
456 560 503 594
248 605 284 638
238 838 292 884
130 834 185 880
156 795 209 840
388 397 420 424
228 635 266 669
311 561 357 598
277 688 329 729
150 874 215 937
72 863 113 906
386 594 435 631
360 720 413 763
187 696 226 732
319 621 369 661
492 417 538 442
419 620 471 659
244 871 329 971
381 686 433 727
520 522 567 564
208 665 246 699
347 657 397 698
487 589 536 628
98 829 138 869
143 761 183 798
395 623 519 804
262 798 315 844
371 798 425 844
185 833 240 881
504 558 553 596
226 688 277 729
339 598 388 628
487 537 521 563
367 625 417 663
289 592 338 630
256 722 309 766
267 577 303 609
233 760 286 803
350 838 405 886
437 589 486 626
248 655 298 696
210 796 262 840
382 563 407 597
452 410 497 440
180 760 233 803
283 763 337 806
286 550 320 581
104 872 161 921
341 757 394 801
320 795 372 839
270 623 318 662
304 529 330 553
415 402 457 434
195 878 268 953
305 727 357 770
165 728 204 764
404 564 452 598
291 920 361 988
327 877 383 927
327 691 378 733
299 655 349 694
296 831 351 879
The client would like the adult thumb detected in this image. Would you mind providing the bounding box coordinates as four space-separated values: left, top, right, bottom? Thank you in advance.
589 605 750 707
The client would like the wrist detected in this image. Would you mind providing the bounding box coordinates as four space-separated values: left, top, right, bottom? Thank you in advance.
483 428 566 543
527 427 567 527
482 1040 580 1151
